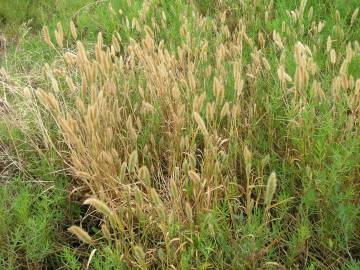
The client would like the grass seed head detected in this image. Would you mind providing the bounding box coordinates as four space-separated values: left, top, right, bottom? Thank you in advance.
83 197 112 216
243 146 252 177
265 172 277 207
327 36 332 52
70 20 77 40
139 165 151 186
68 226 93 245
351 8 359 25
194 112 208 137
42 26 54 48
133 246 146 269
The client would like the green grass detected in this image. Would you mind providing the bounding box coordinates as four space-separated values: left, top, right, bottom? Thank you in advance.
1 0 360 269
0 177 67 269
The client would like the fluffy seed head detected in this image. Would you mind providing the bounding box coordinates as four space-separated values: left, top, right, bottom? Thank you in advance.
351 8 359 25
70 20 77 40
133 246 146 268
68 226 93 244
83 197 112 216
326 36 332 52
243 146 252 177
265 172 277 207
194 112 208 137
188 170 201 183
42 26 54 48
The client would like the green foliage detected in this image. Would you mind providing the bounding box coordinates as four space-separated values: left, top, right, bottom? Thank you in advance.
0 0 50 30
0 177 67 269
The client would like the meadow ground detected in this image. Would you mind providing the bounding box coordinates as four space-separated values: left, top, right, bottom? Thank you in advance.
0 0 360 269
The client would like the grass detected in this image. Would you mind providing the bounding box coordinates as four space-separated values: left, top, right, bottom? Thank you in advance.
0 0 360 269
0 176 67 269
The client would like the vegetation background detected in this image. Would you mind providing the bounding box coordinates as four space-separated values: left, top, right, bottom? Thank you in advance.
0 0 360 269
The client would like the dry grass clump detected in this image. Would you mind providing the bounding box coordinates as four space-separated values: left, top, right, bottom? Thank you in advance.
36 19 284 267
2 0 360 268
